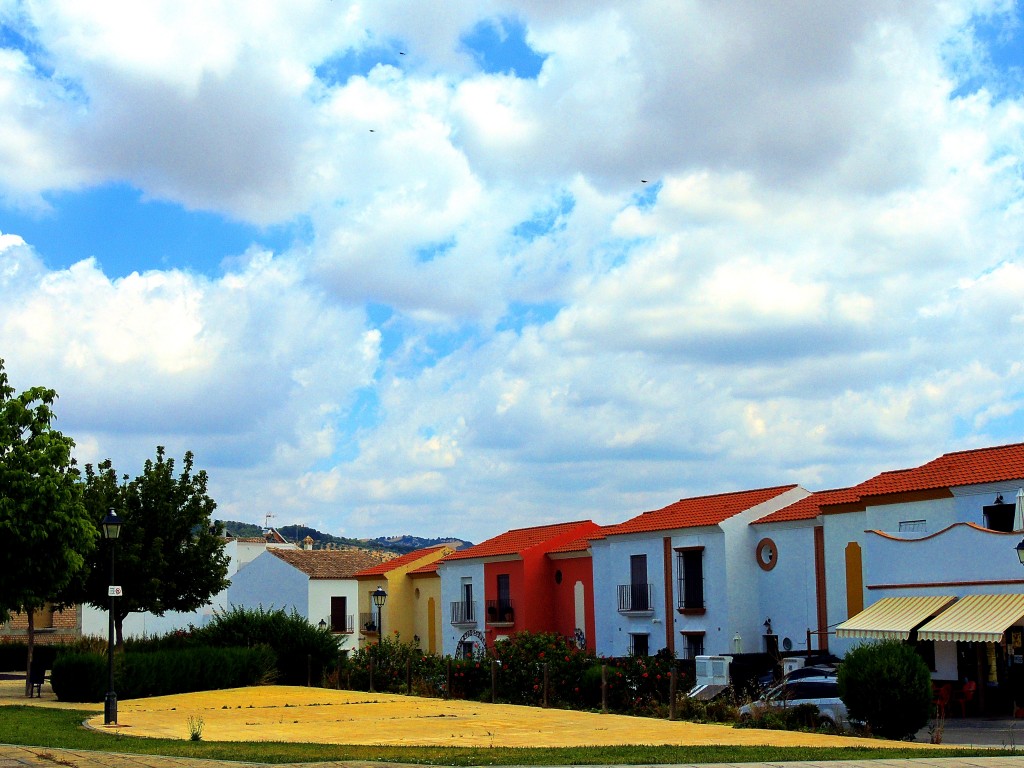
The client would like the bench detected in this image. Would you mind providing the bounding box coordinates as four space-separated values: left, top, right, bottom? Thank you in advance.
28 661 46 697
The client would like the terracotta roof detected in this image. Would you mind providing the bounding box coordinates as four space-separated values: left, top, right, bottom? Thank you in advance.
604 485 799 535
442 521 599 561
547 525 615 554
752 487 858 524
853 443 1024 498
353 544 452 577
269 548 380 579
408 561 441 576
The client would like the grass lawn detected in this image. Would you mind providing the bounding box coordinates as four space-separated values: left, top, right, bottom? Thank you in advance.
0 705 1011 765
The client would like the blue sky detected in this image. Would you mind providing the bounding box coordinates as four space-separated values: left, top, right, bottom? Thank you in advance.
1 2 1023 541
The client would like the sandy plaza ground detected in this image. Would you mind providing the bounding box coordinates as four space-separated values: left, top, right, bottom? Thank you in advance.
0 677 941 749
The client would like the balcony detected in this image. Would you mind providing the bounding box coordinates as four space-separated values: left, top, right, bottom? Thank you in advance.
329 614 354 634
486 599 515 626
359 612 379 634
617 583 654 614
450 600 477 626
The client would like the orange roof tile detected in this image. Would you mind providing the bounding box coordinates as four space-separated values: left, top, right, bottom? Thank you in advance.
269 549 380 579
752 487 858 524
854 443 1024 497
442 521 598 561
605 485 799 535
408 561 441 576
353 544 452 577
547 525 615 554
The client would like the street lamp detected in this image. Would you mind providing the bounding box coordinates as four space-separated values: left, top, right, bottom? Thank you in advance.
372 585 388 638
102 509 122 725
1015 537 1024 566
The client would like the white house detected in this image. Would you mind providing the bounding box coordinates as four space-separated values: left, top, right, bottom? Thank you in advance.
589 484 810 659
748 487 859 660
81 535 288 638
225 547 381 654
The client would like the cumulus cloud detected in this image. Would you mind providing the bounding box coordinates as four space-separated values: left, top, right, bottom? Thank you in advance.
0 1 1023 541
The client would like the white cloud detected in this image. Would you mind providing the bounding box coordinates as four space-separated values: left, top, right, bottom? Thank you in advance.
1 2 1023 541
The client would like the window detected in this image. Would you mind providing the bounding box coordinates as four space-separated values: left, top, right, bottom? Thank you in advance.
451 577 476 624
630 554 649 611
497 574 511 612
899 519 927 532
676 547 705 612
330 596 350 632
629 633 649 658
680 632 705 659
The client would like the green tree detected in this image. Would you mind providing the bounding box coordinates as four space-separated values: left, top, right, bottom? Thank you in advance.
77 446 230 644
0 359 95 696
837 639 933 739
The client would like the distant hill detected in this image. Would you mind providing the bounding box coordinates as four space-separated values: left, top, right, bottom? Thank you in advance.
369 534 474 554
218 520 472 555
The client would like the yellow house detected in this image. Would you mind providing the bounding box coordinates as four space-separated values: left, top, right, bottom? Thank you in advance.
354 544 455 652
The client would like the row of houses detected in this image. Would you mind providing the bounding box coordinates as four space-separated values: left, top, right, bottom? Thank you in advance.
7 441 1024 711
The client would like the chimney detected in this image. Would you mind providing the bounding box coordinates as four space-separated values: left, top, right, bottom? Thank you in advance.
303 535 314 551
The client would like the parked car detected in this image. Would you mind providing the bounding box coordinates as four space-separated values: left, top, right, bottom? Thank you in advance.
738 672 849 731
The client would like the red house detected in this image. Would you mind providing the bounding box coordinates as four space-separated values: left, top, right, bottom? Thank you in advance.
439 520 603 653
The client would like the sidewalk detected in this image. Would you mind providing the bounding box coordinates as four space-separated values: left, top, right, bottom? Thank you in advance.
2 747 1024 768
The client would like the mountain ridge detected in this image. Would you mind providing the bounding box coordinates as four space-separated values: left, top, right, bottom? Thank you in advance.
218 520 472 555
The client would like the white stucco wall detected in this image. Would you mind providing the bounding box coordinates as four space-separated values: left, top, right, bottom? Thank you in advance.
82 538 267 638
721 487 809 653
591 533 666 657
751 521 819 657
226 550 309 615
437 560 484 655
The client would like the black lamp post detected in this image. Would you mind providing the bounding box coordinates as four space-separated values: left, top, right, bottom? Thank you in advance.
372 586 388 638
102 509 122 725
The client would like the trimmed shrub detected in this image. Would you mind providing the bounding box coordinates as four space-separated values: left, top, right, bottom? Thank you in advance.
0 642 63 673
50 652 107 702
190 606 341 686
838 639 932 739
118 646 276 698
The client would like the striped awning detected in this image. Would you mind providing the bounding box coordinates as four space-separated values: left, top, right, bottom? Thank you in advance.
917 593 1024 643
835 595 957 640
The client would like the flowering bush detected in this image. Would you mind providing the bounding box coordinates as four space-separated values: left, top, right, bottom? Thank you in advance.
492 631 595 706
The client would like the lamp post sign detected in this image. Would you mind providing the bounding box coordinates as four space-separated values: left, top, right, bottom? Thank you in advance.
102 509 123 726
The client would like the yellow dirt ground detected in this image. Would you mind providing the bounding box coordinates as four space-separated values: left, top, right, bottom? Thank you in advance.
59 685 941 749
0 676 945 749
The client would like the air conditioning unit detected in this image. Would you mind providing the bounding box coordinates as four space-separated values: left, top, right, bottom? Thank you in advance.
782 657 805 676
694 655 732 686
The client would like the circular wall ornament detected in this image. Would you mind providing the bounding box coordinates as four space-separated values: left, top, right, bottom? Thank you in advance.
756 537 778 571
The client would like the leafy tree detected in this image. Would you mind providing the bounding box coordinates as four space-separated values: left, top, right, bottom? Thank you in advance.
837 639 933 739
0 359 95 696
76 446 230 644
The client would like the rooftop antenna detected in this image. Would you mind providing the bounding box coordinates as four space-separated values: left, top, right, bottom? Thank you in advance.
264 513 275 530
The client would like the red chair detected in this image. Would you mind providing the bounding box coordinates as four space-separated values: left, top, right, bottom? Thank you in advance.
933 683 952 718
955 681 976 717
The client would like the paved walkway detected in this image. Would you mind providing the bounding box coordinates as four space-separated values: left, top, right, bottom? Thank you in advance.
1 747 1024 768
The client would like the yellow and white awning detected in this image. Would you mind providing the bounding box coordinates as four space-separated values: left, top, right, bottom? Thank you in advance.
916 593 1024 643
836 595 957 640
